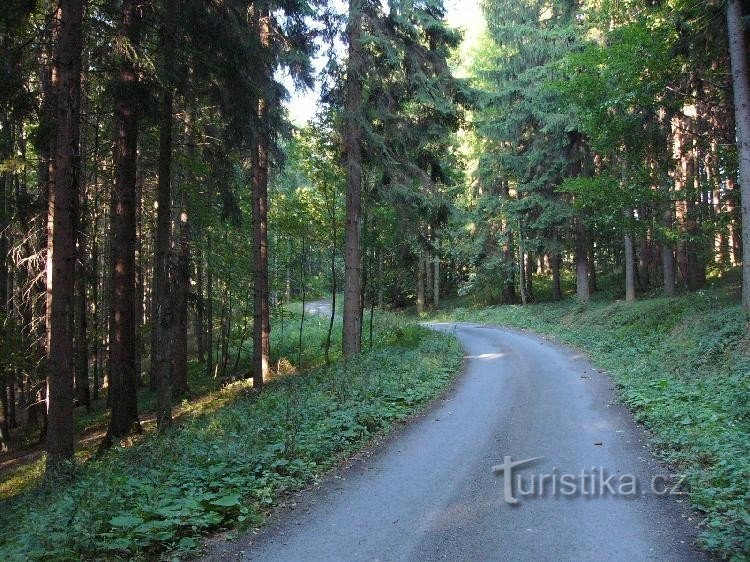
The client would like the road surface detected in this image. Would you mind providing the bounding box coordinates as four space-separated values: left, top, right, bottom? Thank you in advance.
207 321 705 561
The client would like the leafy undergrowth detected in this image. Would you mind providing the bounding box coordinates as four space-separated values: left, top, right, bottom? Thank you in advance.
0 310 462 560
432 283 749 559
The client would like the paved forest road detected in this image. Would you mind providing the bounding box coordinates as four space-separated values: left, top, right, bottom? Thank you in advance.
208 321 705 561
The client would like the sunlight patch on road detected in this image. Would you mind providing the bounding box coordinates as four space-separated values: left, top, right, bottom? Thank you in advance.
464 352 507 360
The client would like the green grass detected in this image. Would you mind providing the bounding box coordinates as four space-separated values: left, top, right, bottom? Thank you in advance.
430 275 750 559
0 308 463 560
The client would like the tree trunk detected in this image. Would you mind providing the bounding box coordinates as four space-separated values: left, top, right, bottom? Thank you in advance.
251 9 271 389
104 0 142 445
625 233 636 302
433 237 440 308
525 251 534 302
575 217 590 303
416 250 425 314
343 0 363 358
46 0 83 467
195 251 205 363
150 0 176 425
74 172 90 410
517 222 527 306
134 170 145 386
172 206 189 397
325 201 337 365
206 236 214 378
727 0 750 311
0 125 10 451
551 252 562 301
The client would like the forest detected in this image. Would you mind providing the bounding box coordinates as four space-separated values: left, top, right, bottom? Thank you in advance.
1 0 749 559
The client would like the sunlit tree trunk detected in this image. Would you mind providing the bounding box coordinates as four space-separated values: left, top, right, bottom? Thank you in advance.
251 9 271 389
343 0 363 357
46 0 83 466
727 0 750 311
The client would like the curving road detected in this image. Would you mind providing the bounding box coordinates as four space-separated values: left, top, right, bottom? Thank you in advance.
207 321 705 561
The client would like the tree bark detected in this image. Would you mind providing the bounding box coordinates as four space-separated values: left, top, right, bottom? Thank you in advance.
104 0 142 445
206 235 214 378
625 233 636 302
552 252 562 301
343 0 363 357
433 237 440 308
517 221 527 306
0 123 10 451
150 0 176 425
195 251 205 363
727 0 750 311
46 0 83 467
74 141 90 410
251 9 271 389
575 216 590 303
172 206 189 397
416 249 425 314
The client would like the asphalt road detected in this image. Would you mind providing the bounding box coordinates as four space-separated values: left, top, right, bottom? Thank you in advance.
207 321 705 561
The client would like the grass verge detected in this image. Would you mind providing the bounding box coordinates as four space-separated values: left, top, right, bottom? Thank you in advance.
430 282 749 559
0 309 462 560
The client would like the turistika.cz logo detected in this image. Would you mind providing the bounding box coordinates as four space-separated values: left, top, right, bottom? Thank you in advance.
491 456 687 505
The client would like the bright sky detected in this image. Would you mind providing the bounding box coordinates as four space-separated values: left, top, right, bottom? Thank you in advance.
283 0 485 125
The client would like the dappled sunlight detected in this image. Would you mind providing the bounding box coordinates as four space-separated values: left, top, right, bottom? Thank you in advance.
464 352 508 360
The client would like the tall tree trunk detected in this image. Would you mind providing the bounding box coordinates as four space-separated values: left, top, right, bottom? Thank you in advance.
74 143 90 410
662 204 676 296
551 253 562 301
517 221 527 306
0 123 10 451
575 217 590 303
150 0 176 425
525 251 534 302
433 237 440 308
416 250 425 314
727 0 750 311
425 230 433 305
46 0 83 466
343 0 363 358
172 205 189 397
251 9 271 389
206 236 214 378
104 0 142 445
134 170 144 386
325 199 337 365
625 233 636 302
195 251 205 363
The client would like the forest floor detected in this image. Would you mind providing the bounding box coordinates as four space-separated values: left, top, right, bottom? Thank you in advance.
0 361 231 499
0 304 464 560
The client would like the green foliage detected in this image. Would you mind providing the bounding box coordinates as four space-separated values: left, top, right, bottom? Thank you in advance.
433 282 750 558
0 313 462 560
